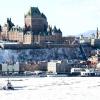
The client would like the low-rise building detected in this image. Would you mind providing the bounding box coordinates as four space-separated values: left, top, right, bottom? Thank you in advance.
88 56 98 68
79 36 90 44
47 60 61 74
1 62 19 74
47 60 71 74
91 39 100 47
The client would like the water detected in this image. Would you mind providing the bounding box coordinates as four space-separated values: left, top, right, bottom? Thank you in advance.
0 77 100 100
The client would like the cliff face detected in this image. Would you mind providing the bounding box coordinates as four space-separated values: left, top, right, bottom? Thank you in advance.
0 47 91 63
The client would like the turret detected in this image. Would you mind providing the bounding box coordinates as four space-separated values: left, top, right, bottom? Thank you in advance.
7 18 14 31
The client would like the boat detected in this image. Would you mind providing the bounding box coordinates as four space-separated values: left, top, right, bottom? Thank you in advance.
81 71 95 77
81 69 95 77
69 68 81 76
3 80 14 90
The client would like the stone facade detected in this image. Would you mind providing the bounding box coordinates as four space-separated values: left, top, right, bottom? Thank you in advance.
1 24 8 40
8 27 24 43
0 7 65 45
33 34 62 43
25 7 48 34
24 32 33 44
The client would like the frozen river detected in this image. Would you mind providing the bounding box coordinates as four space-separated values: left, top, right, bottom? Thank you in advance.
0 77 100 100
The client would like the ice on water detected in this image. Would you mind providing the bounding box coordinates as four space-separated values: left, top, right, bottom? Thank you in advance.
0 77 100 100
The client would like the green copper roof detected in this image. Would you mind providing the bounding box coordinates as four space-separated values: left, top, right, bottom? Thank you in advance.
31 7 41 15
25 7 47 19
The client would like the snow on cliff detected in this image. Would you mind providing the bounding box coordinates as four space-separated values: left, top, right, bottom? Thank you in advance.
0 47 91 63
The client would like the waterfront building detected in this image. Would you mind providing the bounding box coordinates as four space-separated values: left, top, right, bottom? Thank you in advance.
47 60 61 74
1 62 20 74
47 60 71 74
88 56 98 68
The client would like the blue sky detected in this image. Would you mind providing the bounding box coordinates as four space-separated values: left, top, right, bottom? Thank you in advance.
0 0 100 36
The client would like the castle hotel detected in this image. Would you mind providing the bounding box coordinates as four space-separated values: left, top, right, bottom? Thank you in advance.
0 7 63 44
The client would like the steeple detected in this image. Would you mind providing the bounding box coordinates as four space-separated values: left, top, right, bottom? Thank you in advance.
96 27 99 39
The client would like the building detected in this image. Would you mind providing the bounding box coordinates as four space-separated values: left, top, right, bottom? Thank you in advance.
88 56 98 68
1 62 20 74
1 24 8 40
8 26 23 43
91 38 100 47
32 26 62 43
79 36 91 44
47 60 61 74
33 34 62 44
62 36 77 45
90 28 100 47
24 7 48 34
24 31 33 44
47 60 71 74
0 7 64 45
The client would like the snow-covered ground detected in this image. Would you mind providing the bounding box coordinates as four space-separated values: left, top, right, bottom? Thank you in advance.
0 77 100 100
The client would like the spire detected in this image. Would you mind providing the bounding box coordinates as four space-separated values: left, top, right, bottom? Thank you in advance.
96 27 99 39
0 25 2 32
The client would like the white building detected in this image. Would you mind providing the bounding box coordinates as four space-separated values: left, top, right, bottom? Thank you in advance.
79 36 90 44
2 62 19 73
96 63 100 69
47 60 71 74
47 60 61 74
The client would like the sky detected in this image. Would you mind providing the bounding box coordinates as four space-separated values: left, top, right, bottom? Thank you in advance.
0 0 100 36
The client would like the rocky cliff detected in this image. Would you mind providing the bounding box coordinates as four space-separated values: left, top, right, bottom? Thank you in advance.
0 46 91 63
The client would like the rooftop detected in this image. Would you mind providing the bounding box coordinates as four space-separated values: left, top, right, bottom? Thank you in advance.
25 7 47 19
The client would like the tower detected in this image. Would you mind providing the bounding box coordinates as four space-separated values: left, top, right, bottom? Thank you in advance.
24 7 48 34
0 25 2 40
96 27 99 39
